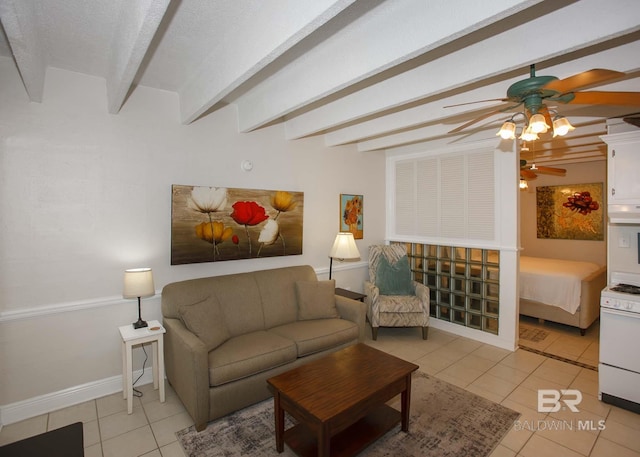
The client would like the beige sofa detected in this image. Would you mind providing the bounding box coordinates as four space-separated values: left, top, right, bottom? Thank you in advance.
161 265 366 431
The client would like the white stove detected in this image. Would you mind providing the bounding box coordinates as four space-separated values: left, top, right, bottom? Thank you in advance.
600 271 640 313
599 271 640 413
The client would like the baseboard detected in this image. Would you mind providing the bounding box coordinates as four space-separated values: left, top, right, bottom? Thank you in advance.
0 368 155 427
429 319 517 351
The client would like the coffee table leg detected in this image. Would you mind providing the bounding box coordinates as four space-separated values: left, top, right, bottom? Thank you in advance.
318 423 330 457
274 393 284 453
401 373 412 432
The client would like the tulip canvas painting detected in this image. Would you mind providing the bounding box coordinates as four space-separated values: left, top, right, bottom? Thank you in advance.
171 185 304 265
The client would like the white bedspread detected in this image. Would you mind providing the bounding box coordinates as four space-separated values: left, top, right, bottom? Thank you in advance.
519 256 602 315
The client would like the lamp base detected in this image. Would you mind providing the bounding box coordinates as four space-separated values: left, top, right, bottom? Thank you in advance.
132 318 148 329
132 297 147 329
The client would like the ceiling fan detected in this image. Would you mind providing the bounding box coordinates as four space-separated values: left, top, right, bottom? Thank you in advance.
519 139 565 179
520 159 565 180
448 64 640 134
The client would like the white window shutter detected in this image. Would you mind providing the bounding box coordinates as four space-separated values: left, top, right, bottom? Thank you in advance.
467 151 495 239
416 158 438 236
395 160 415 235
392 148 495 241
440 155 466 238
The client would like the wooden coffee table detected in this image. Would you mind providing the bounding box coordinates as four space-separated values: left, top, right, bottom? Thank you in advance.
267 343 419 457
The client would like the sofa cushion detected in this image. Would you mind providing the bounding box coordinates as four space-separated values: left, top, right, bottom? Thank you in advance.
255 265 317 329
295 279 339 320
376 255 414 295
210 273 266 336
269 319 358 357
208 331 296 387
177 295 230 351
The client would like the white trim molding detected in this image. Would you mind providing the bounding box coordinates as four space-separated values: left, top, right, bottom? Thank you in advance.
0 293 159 323
0 368 156 427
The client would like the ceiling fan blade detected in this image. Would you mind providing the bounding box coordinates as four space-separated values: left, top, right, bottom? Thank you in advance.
543 69 625 93
448 110 505 134
448 102 522 134
624 116 640 127
536 166 566 176
568 91 640 106
444 98 509 108
520 169 537 180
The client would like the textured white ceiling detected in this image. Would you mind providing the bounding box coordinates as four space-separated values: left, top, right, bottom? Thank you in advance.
1 0 639 163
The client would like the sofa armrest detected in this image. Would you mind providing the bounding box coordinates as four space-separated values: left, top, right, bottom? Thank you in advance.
414 281 430 305
335 295 367 342
163 317 210 431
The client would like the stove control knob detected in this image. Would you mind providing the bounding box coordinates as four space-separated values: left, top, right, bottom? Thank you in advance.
624 302 633 310
613 300 620 308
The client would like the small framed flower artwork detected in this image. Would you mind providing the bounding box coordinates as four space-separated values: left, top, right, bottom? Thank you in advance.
171 185 304 265
340 194 363 239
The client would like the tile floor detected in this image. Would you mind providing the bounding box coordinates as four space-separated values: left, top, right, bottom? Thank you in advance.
1 319 639 457
517 315 600 368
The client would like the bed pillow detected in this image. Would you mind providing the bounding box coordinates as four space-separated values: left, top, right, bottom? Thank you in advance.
296 280 339 320
178 295 230 351
376 254 415 295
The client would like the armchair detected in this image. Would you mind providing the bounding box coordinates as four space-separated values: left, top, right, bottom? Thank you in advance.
364 244 430 340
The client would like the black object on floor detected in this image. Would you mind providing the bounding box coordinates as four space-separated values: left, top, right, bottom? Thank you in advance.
0 421 83 457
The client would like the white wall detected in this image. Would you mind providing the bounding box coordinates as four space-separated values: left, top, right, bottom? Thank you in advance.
0 56 386 417
520 161 607 265
608 224 640 275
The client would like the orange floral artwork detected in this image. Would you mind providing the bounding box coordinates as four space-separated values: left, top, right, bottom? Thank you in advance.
340 194 363 239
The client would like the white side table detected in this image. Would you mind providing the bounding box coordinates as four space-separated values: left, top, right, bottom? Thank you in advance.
118 319 166 414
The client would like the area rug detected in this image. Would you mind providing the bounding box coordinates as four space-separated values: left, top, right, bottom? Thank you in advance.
176 371 520 457
519 325 550 343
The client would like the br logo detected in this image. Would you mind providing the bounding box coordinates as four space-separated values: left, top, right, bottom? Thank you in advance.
538 389 582 412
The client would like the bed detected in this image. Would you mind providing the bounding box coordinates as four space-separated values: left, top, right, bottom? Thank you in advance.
519 256 607 335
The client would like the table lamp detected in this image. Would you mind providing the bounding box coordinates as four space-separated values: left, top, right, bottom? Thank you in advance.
329 232 360 279
123 267 155 329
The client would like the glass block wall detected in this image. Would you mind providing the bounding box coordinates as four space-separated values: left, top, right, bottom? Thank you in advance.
392 242 500 335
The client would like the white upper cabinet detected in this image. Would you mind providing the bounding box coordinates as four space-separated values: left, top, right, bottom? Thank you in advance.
603 131 640 203
601 131 640 223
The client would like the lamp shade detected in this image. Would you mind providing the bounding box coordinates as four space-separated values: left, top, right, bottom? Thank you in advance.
519 124 539 142
528 113 549 133
329 232 360 260
519 178 529 190
496 121 516 140
123 268 155 299
552 116 575 137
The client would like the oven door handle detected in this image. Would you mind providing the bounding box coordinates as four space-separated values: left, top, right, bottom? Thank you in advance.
601 307 640 319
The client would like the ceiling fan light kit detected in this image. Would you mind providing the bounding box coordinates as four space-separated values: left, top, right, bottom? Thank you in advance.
452 64 638 141
497 109 573 140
